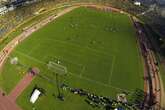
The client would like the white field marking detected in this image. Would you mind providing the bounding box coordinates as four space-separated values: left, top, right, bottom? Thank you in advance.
41 38 116 79
43 55 84 76
42 38 115 58
15 50 84 74
27 43 41 55
69 72 133 93
45 55 83 67
14 50 46 65
14 50 133 93
108 55 116 84
79 66 85 77
129 16 143 88
135 37 143 88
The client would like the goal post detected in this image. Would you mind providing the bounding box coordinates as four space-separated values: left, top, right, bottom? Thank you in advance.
47 61 67 75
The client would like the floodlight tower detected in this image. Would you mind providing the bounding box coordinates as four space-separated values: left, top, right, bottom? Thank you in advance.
55 73 63 101
47 61 67 101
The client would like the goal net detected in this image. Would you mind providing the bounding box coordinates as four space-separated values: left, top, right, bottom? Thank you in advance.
47 61 67 75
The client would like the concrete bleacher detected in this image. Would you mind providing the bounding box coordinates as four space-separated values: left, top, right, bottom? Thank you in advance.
0 0 64 37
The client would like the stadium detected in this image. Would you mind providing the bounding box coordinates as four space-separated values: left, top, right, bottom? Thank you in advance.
0 0 165 110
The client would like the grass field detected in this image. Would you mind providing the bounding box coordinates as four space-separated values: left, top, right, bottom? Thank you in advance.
0 7 144 110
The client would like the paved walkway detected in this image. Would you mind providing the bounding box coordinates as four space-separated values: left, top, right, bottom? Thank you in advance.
0 91 21 110
0 6 78 110
8 73 34 102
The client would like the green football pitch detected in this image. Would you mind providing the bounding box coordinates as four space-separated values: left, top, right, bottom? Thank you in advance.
0 7 144 110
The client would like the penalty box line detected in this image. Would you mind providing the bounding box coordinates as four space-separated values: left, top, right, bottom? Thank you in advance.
69 72 133 93
44 55 83 68
14 50 132 93
108 55 116 85
15 50 84 74
36 38 116 78
44 38 115 58
15 50 84 79
14 50 46 65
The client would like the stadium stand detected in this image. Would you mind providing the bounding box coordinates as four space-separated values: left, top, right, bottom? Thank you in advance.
0 0 64 37
0 0 147 38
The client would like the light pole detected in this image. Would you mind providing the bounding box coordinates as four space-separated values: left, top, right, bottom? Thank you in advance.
47 61 67 101
56 73 64 101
